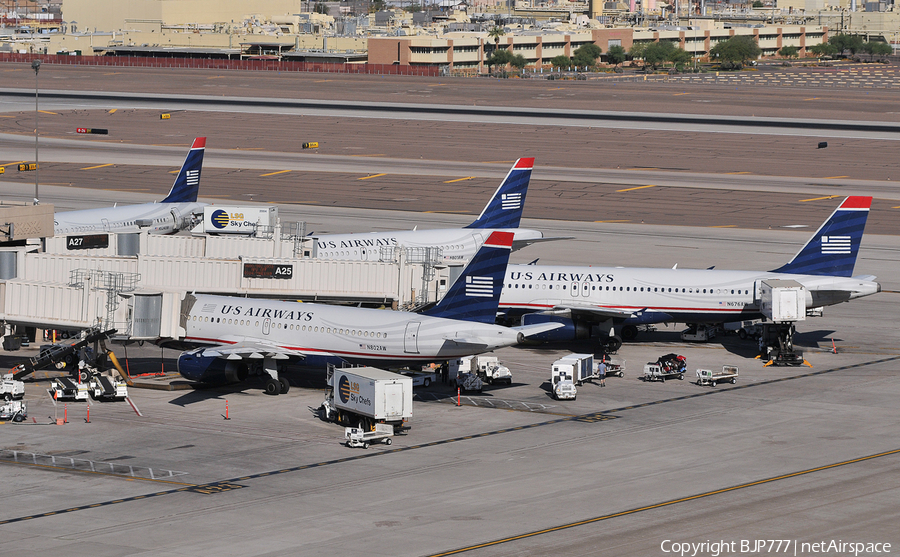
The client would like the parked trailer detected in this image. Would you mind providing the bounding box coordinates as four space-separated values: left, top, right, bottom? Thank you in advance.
643 363 685 382
344 423 395 449
696 366 739 387
601 356 626 378
321 366 413 433
553 354 596 385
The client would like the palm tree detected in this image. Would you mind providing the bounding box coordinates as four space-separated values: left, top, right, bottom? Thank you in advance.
488 26 505 53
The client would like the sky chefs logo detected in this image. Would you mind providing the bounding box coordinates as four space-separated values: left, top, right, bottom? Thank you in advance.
821 235 851 254
501 192 522 210
210 209 230 229
338 375 352 404
465 276 494 298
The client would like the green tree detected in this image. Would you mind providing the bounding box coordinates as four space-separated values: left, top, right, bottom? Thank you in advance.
370 0 387 11
486 48 513 70
550 54 572 68
808 42 838 57
314 2 329 13
640 41 687 70
606 44 627 68
404 2 422 11
628 42 646 66
828 34 865 57
862 41 892 61
709 35 761 69
778 45 799 59
752 0 764 6
510 53 527 70
572 43 602 68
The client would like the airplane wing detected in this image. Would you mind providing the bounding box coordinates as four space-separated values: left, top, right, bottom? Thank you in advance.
200 340 304 360
544 305 639 320
442 338 489 351
511 236 575 251
512 321 565 337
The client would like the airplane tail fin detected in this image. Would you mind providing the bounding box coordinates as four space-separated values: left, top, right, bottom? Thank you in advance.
771 196 872 277
465 158 534 229
422 231 513 323
162 137 206 203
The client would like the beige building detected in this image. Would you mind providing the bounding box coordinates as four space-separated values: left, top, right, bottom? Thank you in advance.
369 24 827 71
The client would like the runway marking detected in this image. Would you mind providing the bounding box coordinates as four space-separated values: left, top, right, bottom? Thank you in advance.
804 97 821 101
725 171 752 175
108 109 117 114
314 80 333 82
443 177 475 183
822 175 849 179
1 161 27 167
38 110 58 115
259 170 292 177
616 185 656 193
358 173 387 180
349 154 386 157
80 163 115 170
673 92 690 96
3 356 894 526
594 219 630 223
424 447 900 557
800 195 842 202
0 115 15 118
710 224 737 228
207 76 227 80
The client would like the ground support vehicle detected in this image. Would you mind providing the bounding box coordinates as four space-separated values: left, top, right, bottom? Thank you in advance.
48 377 91 401
0 400 26 422
550 359 579 400
344 423 395 448
1 374 25 400
643 363 685 382
90 374 129 401
456 373 484 393
399 370 438 388
681 324 718 342
450 355 512 386
601 356 626 378
643 354 687 382
321 366 413 433
553 354 598 385
696 366 739 387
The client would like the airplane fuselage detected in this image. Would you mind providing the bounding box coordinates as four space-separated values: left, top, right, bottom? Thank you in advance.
313 228 544 262
500 264 881 324
183 294 523 370
54 202 206 235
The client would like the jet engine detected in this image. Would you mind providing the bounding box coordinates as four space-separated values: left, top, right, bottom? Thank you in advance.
520 314 591 342
177 348 248 384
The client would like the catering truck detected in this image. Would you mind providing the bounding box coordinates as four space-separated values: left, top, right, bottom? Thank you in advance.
320 366 413 433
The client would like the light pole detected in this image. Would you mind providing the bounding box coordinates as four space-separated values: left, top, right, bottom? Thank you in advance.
32 58 41 205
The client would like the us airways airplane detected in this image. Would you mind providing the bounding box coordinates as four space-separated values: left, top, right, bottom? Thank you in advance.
175 231 562 395
54 137 207 235
498 196 881 351
311 158 558 263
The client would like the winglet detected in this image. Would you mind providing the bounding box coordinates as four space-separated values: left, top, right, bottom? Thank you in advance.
772 196 872 277
423 231 513 323
162 137 206 203
465 158 534 230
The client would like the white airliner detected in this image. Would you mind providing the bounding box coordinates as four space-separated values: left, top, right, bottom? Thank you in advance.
311 158 559 263
498 196 881 350
53 137 207 235
175 231 562 395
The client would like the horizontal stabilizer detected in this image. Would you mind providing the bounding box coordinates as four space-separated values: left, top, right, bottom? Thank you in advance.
442 338 489 351
511 236 574 252
512 321 565 337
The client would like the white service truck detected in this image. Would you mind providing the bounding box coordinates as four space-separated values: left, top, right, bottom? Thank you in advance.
696 366 739 387
450 355 513 385
321 366 413 434
1 374 25 401
550 364 577 401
